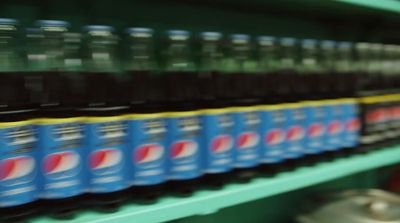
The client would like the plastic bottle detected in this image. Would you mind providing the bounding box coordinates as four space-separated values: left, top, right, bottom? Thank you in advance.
31 20 86 218
124 28 167 201
81 25 130 212
0 18 39 222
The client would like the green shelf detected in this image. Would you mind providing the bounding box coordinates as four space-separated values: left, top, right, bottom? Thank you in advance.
335 0 400 13
32 146 400 223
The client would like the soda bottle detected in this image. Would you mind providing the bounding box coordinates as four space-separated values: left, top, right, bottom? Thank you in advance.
159 30 204 195
272 39 312 166
357 43 389 151
332 41 360 154
196 33 236 187
318 40 347 156
30 20 86 218
301 40 333 162
257 38 299 172
215 34 260 181
81 25 130 211
123 28 167 201
0 18 39 222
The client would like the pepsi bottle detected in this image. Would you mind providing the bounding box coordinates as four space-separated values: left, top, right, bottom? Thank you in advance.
333 42 360 155
27 20 86 218
256 37 296 173
197 33 235 187
80 25 130 212
123 28 168 201
160 30 203 195
0 18 39 222
224 35 261 181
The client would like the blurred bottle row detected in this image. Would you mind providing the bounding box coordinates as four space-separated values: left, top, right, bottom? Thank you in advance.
0 18 399 221
1 18 400 112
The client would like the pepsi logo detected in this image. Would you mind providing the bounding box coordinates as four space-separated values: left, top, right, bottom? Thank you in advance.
390 107 400 120
0 156 35 181
308 123 325 138
328 121 343 135
211 135 233 153
135 144 164 164
346 118 361 132
90 149 122 170
265 129 285 145
366 109 387 123
44 152 80 175
237 132 260 149
171 141 197 159
286 126 305 141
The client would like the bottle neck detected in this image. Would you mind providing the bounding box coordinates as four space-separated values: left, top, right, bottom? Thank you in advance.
223 43 257 73
257 45 280 72
298 46 319 74
83 40 119 72
26 31 66 72
125 41 156 71
335 49 352 73
198 41 223 72
164 41 195 72
279 45 297 71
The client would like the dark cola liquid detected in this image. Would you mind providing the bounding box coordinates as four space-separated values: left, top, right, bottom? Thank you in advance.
267 70 297 103
60 71 87 107
214 72 239 104
0 72 30 108
126 70 150 105
24 71 64 107
80 72 122 107
197 71 217 102
125 70 167 106
249 73 266 100
165 71 199 103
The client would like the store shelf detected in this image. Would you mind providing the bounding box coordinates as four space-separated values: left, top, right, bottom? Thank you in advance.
33 146 400 223
335 0 400 13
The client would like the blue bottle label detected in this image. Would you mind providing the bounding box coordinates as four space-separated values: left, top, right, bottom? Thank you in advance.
38 118 85 199
304 102 327 154
325 100 345 151
232 108 261 168
260 106 287 164
201 109 234 173
166 112 202 180
284 104 307 159
342 100 360 148
127 114 167 186
0 121 38 207
85 117 128 193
